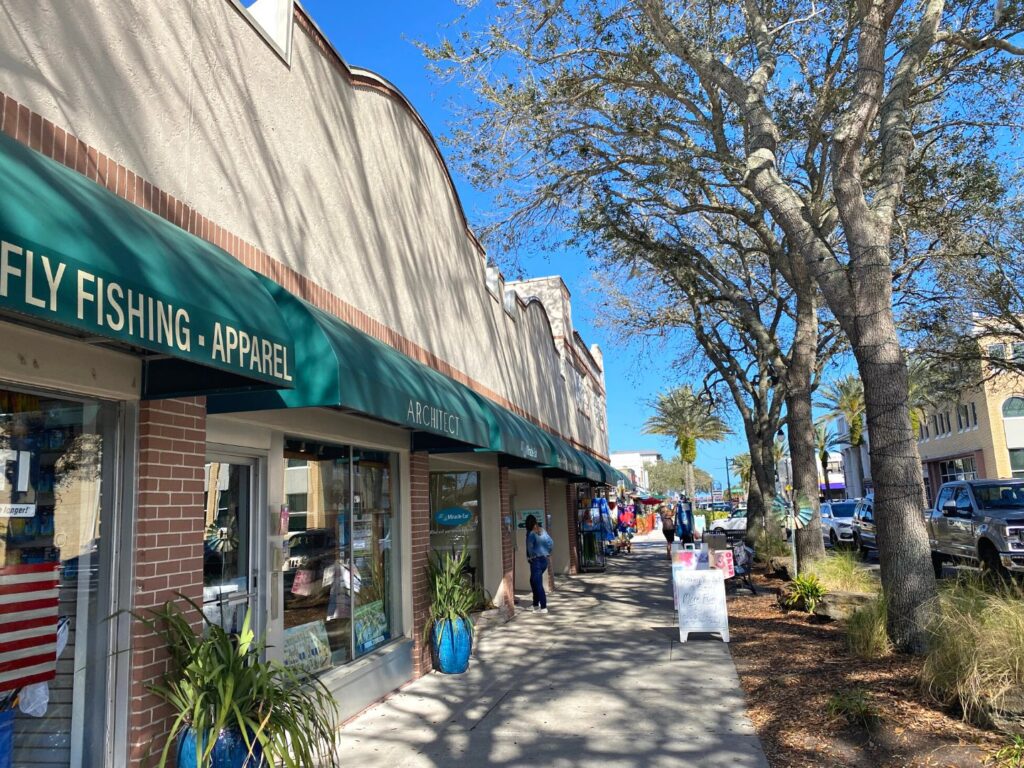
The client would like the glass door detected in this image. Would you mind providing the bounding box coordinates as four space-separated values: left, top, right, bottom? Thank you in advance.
203 457 260 635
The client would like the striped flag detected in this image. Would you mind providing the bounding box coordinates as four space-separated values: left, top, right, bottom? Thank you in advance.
0 563 60 692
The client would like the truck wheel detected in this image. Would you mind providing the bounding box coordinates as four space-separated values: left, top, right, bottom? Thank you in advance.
853 532 868 561
980 542 1010 584
931 552 945 579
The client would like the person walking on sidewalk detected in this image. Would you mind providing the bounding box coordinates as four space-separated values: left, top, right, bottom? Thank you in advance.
525 514 554 613
661 504 676 560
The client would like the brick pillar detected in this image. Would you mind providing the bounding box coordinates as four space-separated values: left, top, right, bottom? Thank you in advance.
567 483 579 575
498 467 515 615
128 398 207 768
409 451 433 678
544 480 555 591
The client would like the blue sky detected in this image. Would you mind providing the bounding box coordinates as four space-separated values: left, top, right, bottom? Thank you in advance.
300 0 753 486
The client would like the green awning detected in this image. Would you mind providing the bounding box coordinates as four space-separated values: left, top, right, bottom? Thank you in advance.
206 279 494 447
0 132 294 397
483 406 552 464
577 451 606 484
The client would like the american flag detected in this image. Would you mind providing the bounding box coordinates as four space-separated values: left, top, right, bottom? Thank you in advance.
0 563 60 692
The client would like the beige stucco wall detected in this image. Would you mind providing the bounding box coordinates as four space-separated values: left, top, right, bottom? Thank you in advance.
0 0 609 456
918 371 1024 479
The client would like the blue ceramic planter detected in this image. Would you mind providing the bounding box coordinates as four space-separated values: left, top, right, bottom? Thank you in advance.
177 726 265 768
432 617 472 674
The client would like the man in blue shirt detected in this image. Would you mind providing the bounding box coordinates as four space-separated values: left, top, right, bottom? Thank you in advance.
524 514 554 613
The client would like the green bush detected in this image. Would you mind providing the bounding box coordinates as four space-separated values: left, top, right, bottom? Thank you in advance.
921 574 1024 726
809 550 880 594
991 735 1024 767
846 595 892 659
827 687 879 728
785 573 828 613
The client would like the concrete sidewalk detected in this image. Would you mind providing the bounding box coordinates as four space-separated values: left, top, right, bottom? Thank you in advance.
335 534 769 767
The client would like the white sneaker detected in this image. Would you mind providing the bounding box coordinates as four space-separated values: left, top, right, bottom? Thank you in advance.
538 608 549 614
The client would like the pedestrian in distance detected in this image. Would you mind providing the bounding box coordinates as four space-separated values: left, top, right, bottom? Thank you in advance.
660 504 676 560
525 514 553 613
676 497 695 545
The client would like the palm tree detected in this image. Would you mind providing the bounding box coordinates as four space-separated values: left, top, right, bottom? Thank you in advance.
814 421 842 500
817 375 866 496
730 453 752 497
643 386 731 499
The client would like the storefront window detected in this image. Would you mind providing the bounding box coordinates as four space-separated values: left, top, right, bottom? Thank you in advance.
429 472 482 584
940 456 978 483
0 386 116 766
281 440 397 674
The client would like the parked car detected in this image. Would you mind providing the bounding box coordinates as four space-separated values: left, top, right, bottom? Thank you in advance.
283 528 336 594
928 479 1024 578
820 501 858 548
852 495 877 558
711 507 748 537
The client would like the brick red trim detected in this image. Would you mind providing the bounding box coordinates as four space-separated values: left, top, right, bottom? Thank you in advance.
0 91 611 462
409 452 433 678
128 398 207 768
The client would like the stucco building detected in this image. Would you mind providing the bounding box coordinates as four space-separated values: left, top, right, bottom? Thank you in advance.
0 2 621 765
917 346 1024 503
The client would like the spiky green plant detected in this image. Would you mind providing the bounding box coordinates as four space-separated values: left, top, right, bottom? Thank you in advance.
785 573 828 614
425 546 481 644
133 596 340 768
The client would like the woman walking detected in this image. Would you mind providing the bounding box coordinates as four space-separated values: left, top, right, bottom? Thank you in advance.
661 504 676 560
525 514 554 613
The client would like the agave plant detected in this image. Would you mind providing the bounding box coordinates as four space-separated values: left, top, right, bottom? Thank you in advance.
134 596 341 768
424 547 481 643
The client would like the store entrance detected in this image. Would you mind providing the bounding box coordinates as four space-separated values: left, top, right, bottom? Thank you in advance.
203 456 263 635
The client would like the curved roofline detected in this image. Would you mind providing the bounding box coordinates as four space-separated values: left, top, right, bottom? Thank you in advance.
294 4 486 262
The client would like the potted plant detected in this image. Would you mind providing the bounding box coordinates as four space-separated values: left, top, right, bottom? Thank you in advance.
134 596 341 768
426 547 479 674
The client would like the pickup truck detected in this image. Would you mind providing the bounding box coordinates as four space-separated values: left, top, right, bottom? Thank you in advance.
927 479 1024 578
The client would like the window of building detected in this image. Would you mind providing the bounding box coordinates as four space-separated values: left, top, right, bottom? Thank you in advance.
939 456 978 483
429 471 483 585
971 401 979 428
1004 397 1024 418
503 288 517 318
956 407 964 432
203 459 257 635
1 386 119 766
1014 343 1024 362
931 414 939 437
945 411 953 435
988 343 1007 360
281 440 399 672
1010 449 1024 479
228 0 294 60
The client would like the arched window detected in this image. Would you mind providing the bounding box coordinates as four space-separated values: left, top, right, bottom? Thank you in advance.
1003 397 1024 418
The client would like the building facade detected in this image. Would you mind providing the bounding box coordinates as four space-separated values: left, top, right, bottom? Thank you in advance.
917 357 1024 503
0 2 618 766
610 450 663 491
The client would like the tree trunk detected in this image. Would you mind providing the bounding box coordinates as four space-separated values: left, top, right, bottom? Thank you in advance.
686 461 696 501
746 437 778 547
848 439 866 498
788 290 827 567
853 307 937 652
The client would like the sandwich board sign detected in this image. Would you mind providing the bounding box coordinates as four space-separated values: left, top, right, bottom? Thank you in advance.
673 566 730 643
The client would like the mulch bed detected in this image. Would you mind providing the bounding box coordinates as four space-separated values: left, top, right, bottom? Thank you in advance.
727 571 1003 768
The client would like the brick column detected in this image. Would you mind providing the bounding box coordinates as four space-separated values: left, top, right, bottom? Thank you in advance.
566 483 579 575
498 467 515 615
128 398 207 768
409 451 433 678
544 480 555 591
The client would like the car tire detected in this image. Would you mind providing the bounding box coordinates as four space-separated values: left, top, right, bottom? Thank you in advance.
980 541 1010 584
931 551 945 579
853 532 869 561
829 530 839 549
